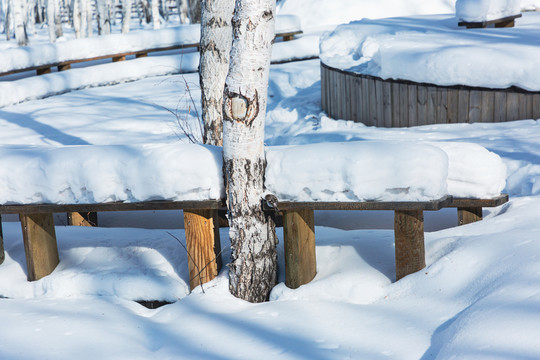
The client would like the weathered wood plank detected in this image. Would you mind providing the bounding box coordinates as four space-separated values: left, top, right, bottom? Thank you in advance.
394 210 425 281
352 76 361 122
368 77 377 126
458 88 470 123
383 81 392 127
506 92 520 121
0 215 4 265
20 213 59 281
58 64 71 71
391 82 400 127
320 67 327 112
447 88 459 123
426 86 438 125
408 84 418 126
399 83 409 127
533 94 540 119
469 90 482 123
361 77 370 124
184 209 221 290
481 90 494 122
416 85 427 126
437 87 448 124
345 73 353 120
449 194 509 208
67 212 98 226
493 91 507 122
283 209 316 289
458 207 483 225
518 93 533 120
36 67 52 75
376 79 384 127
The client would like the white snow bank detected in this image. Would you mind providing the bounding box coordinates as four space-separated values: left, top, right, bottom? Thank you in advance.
456 0 521 22
277 0 456 30
320 12 540 91
265 141 507 202
0 144 224 204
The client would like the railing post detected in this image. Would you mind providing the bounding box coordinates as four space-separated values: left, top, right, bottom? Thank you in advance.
458 207 483 225
394 210 425 281
67 212 98 226
183 209 221 290
283 209 316 288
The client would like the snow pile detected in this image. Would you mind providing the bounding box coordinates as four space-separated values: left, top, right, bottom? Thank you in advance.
319 12 540 90
456 0 521 22
265 141 506 202
277 0 456 30
0 144 224 204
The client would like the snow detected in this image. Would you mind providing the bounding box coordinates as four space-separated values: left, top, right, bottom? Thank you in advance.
456 0 521 22
320 12 540 91
0 0 540 358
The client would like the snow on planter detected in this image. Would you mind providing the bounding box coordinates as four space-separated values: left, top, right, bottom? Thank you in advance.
319 13 540 91
456 0 521 22
0 144 224 204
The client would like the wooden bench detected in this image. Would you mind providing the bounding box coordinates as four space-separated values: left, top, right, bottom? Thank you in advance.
458 14 522 28
264 194 509 289
0 29 303 79
0 200 223 291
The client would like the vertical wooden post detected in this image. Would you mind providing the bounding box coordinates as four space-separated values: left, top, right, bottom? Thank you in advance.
37 67 52 75
20 213 59 281
112 55 126 62
0 215 4 265
67 212 98 226
458 207 483 225
283 209 316 289
183 209 221 290
394 210 425 281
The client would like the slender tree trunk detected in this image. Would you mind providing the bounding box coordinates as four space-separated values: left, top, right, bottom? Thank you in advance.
176 0 188 23
121 0 131 33
10 0 28 45
188 0 199 23
26 0 36 34
54 0 62 38
47 0 56 41
223 0 277 303
199 0 234 146
85 0 92 36
72 0 81 37
96 0 110 34
150 0 159 29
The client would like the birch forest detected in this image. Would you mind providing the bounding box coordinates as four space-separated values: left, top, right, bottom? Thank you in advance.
0 0 201 45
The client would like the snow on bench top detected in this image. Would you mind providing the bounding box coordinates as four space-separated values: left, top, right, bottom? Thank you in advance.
456 0 521 22
0 141 505 205
0 15 302 74
319 12 540 91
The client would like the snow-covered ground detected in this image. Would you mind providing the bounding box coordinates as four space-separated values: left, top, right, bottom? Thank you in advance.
1 1 540 359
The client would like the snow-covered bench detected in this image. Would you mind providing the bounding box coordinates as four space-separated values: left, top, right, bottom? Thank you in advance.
456 0 522 28
265 141 509 288
0 15 303 78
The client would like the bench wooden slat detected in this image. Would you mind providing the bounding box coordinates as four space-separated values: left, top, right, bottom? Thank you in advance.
0 199 224 214
270 196 452 212
447 194 508 208
458 14 522 29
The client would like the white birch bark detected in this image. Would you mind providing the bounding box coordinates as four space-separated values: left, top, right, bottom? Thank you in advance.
85 0 92 36
96 0 110 34
176 0 188 23
150 0 159 29
199 0 234 146
188 0 200 22
47 0 56 41
54 0 63 38
121 0 132 33
223 0 277 302
10 0 28 45
26 0 36 35
72 0 81 37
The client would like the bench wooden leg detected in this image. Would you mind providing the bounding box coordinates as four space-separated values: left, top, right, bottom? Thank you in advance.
0 215 4 265
394 210 425 281
112 55 126 62
20 213 59 281
67 212 98 226
36 67 52 75
495 19 515 28
283 209 316 289
136 53 148 58
58 64 71 71
183 209 221 290
458 207 483 226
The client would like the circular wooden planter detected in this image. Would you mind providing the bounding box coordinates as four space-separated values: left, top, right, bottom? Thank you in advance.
321 62 540 127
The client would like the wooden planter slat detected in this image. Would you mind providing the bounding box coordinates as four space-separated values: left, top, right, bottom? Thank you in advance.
321 63 540 126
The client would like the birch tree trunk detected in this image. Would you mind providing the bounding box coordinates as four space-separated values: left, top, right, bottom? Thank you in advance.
47 0 56 41
85 0 92 36
176 0 188 23
223 0 277 303
121 0 132 33
150 0 159 29
10 0 28 45
199 0 234 146
54 0 63 38
188 0 200 23
72 0 81 38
